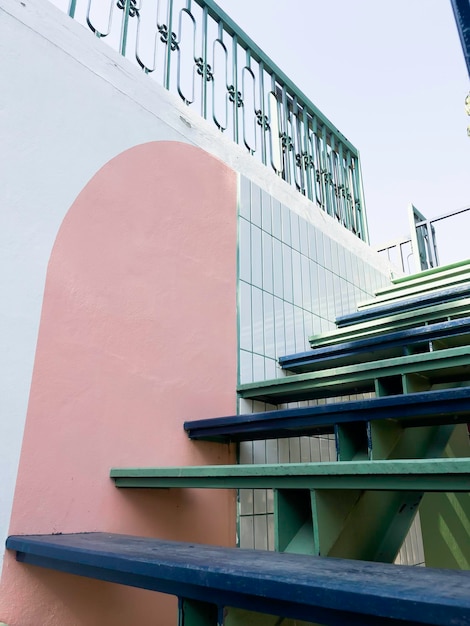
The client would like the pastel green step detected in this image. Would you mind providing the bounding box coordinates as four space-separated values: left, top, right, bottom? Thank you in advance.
110 458 470 491
308 298 470 349
390 259 470 287
358 275 470 310
239 345 470 404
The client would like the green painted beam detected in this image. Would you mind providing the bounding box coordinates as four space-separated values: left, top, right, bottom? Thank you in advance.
238 345 470 403
224 608 315 626
111 458 470 491
308 298 470 348
179 598 221 626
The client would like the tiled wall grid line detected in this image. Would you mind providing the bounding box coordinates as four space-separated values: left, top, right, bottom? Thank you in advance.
236 176 425 567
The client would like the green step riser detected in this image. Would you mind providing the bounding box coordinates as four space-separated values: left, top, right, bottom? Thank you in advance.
359 276 470 310
239 347 470 403
308 300 470 348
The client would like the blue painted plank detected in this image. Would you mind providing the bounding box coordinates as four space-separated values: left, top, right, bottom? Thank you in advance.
335 283 470 328
280 317 470 373
185 387 470 442
6 533 470 625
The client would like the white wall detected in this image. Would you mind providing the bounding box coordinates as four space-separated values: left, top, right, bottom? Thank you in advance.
0 0 396 576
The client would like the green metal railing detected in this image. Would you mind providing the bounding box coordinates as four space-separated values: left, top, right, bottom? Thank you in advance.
62 0 368 241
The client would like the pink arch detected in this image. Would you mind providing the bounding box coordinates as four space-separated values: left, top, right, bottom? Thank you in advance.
1 141 238 625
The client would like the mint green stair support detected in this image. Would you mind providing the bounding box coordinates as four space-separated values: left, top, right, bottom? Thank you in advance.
111 457 470 565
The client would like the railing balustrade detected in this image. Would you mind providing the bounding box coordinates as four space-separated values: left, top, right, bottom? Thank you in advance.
53 0 368 241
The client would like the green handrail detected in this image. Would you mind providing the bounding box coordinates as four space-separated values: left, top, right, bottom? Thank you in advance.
60 0 368 242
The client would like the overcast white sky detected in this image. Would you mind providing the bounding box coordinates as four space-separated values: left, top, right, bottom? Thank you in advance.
214 0 469 265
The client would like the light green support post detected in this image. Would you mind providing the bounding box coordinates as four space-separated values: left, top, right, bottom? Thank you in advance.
419 424 470 569
310 371 457 562
335 422 368 461
178 598 221 626
225 608 316 626
273 489 315 555
312 489 422 562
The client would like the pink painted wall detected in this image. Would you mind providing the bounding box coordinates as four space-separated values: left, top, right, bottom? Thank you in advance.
0 141 238 625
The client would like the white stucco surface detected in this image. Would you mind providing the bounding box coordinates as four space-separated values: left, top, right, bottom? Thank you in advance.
0 0 396 575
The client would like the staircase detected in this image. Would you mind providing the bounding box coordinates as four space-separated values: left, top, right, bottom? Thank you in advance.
7 262 470 625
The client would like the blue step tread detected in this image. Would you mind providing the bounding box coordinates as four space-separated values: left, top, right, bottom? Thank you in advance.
6 532 470 626
185 387 470 442
280 317 470 373
335 283 470 328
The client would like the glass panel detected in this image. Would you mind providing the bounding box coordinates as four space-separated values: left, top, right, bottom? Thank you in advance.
263 291 275 358
274 296 286 356
281 204 291 246
254 515 268 550
292 249 302 305
238 217 251 283
262 231 273 294
252 353 265 381
283 301 295 353
239 488 254 515
272 238 283 297
315 229 325 266
301 255 311 310
290 211 300 250
251 224 262 288
239 515 254 549
261 189 272 234
239 349 253 384
299 218 309 255
251 183 262 227
251 286 264 354
239 176 251 219
294 306 306 352
308 224 317 261
271 198 282 239
282 245 293 302
239 281 252 352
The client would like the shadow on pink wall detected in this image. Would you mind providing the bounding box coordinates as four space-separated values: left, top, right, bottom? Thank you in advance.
1 141 238 625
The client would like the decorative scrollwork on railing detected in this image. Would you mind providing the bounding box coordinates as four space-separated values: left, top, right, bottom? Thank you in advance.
255 109 270 131
158 24 179 51
295 152 314 169
57 0 367 241
320 169 333 185
228 86 243 108
280 132 293 153
195 58 214 82
116 0 140 18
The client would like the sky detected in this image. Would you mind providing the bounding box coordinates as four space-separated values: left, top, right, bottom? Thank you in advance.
213 0 470 267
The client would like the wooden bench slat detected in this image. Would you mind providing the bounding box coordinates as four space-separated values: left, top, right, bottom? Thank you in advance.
280 317 470 373
7 533 470 626
110 458 470 491
184 387 470 442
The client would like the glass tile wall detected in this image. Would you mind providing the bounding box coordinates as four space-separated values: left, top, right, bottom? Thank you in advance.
238 176 387 386
237 175 425 566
